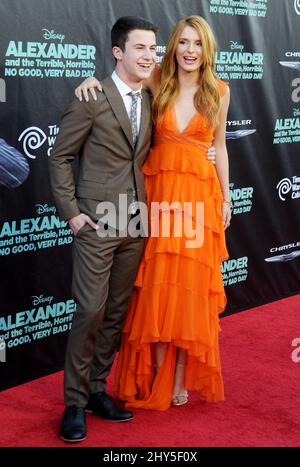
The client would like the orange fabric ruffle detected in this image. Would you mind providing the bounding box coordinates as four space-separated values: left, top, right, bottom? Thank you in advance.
113 79 229 410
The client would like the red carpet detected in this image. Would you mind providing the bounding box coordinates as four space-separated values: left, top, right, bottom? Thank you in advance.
1 295 299 447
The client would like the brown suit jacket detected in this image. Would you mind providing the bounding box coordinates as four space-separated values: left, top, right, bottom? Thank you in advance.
49 76 152 223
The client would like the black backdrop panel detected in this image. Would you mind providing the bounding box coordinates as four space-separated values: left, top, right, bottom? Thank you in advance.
0 0 299 389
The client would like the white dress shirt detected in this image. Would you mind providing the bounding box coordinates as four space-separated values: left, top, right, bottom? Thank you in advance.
111 70 142 134
111 71 142 215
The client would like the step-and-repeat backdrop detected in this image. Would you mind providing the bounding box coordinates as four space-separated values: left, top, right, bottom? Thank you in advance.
0 0 299 390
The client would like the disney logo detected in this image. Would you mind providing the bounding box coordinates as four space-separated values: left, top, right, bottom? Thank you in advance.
31 295 54 306
42 29 65 43
230 41 244 52
293 108 300 117
36 203 56 214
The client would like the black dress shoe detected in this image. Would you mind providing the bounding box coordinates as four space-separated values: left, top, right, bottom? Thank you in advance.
86 392 134 422
60 405 86 442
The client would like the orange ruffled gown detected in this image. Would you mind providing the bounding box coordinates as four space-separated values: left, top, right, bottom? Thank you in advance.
113 80 229 410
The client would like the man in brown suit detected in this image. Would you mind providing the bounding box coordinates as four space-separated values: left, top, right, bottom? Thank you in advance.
49 16 158 442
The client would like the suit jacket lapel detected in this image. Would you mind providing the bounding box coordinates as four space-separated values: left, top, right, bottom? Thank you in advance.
101 77 134 149
135 89 151 155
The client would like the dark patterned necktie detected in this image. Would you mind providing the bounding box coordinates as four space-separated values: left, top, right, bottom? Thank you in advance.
128 91 141 146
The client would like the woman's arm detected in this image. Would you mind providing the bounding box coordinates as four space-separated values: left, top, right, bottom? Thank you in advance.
213 87 231 229
74 63 160 102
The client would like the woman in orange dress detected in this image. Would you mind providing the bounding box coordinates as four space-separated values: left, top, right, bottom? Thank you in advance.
112 16 231 410
76 15 231 410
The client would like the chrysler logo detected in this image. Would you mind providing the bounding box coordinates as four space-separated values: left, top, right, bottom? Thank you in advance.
265 250 300 262
226 129 256 139
279 61 300 71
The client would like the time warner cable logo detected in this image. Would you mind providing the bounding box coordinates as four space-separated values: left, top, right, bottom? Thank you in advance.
18 124 59 159
276 176 300 201
295 0 300 15
18 127 47 159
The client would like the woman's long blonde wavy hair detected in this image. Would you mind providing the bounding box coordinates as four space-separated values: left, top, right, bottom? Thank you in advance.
152 16 221 128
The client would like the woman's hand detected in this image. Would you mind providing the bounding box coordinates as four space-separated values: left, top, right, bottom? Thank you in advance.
207 146 216 164
75 77 102 102
222 201 232 230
